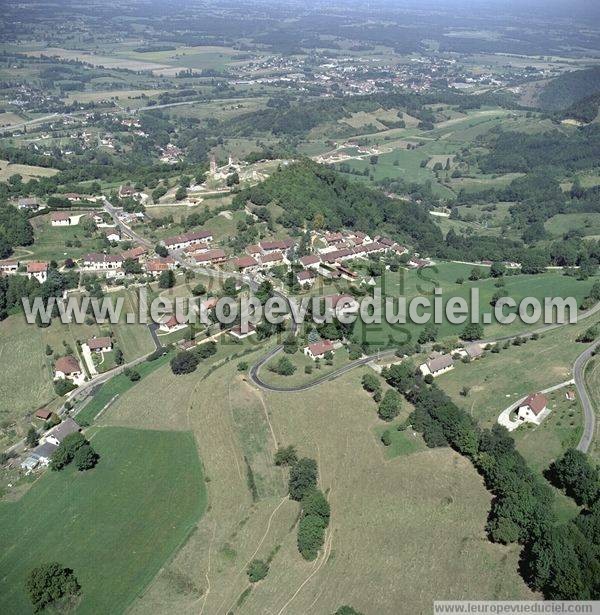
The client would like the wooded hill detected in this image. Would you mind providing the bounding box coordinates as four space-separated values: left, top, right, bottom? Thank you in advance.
538 67 600 110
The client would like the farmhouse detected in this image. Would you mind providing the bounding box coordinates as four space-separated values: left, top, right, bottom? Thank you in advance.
260 251 286 267
87 337 112 353
0 259 19 275
420 354 454 377
299 254 320 269
194 249 227 265
82 253 123 271
160 314 187 332
162 230 213 251
26 261 48 283
259 238 294 254
20 456 39 473
145 257 175 276
234 256 259 272
54 355 82 381
17 197 41 211
50 211 74 226
517 393 549 426
46 417 81 447
35 409 52 421
121 246 147 261
29 441 58 466
297 269 316 286
304 339 335 360
245 244 262 256
118 185 143 200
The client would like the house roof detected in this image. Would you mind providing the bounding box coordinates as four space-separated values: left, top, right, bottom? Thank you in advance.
35 409 52 420
522 393 547 416
427 354 454 373
47 417 81 443
299 255 320 266
466 344 483 358
51 211 71 221
27 261 48 273
84 253 123 264
54 355 81 375
297 269 315 281
88 336 112 350
235 256 258 269
163 314 186 328
121 246 147 260
307 340 334 356
194 248 226 263
245 244 262 255
163 230 212 247
31 441 58 460
260 251 284 264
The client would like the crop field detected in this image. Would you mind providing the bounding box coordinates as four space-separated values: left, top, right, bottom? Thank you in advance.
61 89 166 104
0 427 207 615
0 160 58 181
354 262 595 348
95 354 533 614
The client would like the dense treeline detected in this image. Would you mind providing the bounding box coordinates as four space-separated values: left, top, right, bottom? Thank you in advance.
477 125 600 175
0 204 34 258
562 93 600 124
380 363 600 599
537 67 600 111
233 159 442 253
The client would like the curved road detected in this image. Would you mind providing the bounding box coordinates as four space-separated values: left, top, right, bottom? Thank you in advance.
248 300 600 452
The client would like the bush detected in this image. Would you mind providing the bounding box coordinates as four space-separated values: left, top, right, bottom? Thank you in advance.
381 430 392 446
192 282 206 296
269 356 296 376
361 372 381 393
274 445 298 466
247 559 269 583
26 562 80 613
123 368 141 382
170 351 199 375
54 379 77 397
237 361 248 371
158 269 175 289
301 488 330 522
196 341 217 359
424 373 434 384
461 323 484 341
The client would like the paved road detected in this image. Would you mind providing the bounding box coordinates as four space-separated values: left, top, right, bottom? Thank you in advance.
573 342 598 453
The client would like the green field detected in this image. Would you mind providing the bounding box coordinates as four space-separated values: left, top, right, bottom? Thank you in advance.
0 427 207 614
583 357 600 463
545 213 600 238
354 262 594 348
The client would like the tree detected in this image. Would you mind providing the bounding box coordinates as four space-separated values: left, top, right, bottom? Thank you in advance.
155 244 168 258
123 367 141 382
361 372 381 394
50 432 87 471
334 607 364 615
170 351 199 375
114 347 124 365
417 324 438 344
26 562 80 613
289 458 318 500
274 445 297 466
469 267 483 281
547 449 600 507
297 514 327 560
226 172 240 187
378 389 402 421
301 488 330 522
461 323 484 341
490 262 506 278
26 426 39 448
192 282 206 296
247 559 269 582
74 444 99 471
175 186 187 201
283 335 298 354
270 356 296 376
158 269 175 289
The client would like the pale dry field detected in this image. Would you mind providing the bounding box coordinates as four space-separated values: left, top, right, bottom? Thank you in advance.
99 357 533 614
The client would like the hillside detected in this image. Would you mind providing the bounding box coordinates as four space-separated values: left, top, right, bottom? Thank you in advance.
538 67 600 110
234 159 443 252
562 92 600 124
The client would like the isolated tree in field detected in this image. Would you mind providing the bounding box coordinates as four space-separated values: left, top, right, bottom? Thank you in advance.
26 562 80 612
26 426 39 448
170 351 199 375
334 607 364 615
74 444 99 471
417 324 438 344
191 282 206 296
469 267 483 281
270 356 296 376
175 186 187 201
247 559 269 582
274 445 297 466
226 172 240 186
461 322 484 341
158 269 175 289
124 367 141 382
490 262 506 278
378 388 402 421
283 335 298 354
289 457 318 500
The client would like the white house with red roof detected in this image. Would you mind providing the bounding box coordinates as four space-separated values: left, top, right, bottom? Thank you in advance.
517 393 549 425
27 261 49 283
304 339 335 360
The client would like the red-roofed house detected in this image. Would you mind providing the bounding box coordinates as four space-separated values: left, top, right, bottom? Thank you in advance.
304 339 335 360
54 355 82 381
87 337 113 353
51 211 74 226
145 257 176 276
299 254 320 269
296 269 316 286
194 249 227 265
234 256 259 272
27 261 49 283
517 393 549 425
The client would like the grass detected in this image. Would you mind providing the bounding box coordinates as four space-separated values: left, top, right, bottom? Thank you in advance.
0 426 207 615
545 213 600 238
76 353 172 425
0 160 58 181
354 262 595 348
583 356 600 463
94 357 534 613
